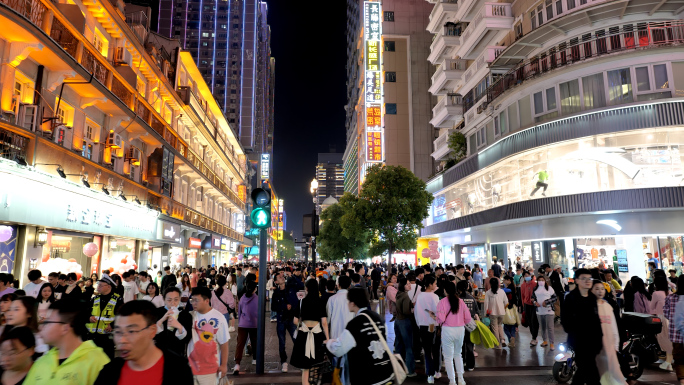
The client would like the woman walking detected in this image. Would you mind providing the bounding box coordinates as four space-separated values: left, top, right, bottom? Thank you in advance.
651 274 673 371
290 279 330 385
394 277 417 376
591 280 626 385
457 280 479 371
631 276 652 313
436 281 472 385
484 277 508 347
211 275 235 327
533 275 557 350
386 274 398 321
232 280 258 375
35 283 55 323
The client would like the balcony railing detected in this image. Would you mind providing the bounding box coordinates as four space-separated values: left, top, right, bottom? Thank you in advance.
0 0 46 28
487 21 684 105
110 76 133 108
49 18 79 58
80 48 109 85
0 126 29 163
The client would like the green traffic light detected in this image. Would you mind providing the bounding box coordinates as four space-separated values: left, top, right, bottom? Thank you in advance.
250 207 271 229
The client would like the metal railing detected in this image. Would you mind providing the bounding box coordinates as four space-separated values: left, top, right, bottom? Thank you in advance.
110 76 133 107
0 0 46 28
0 126 29 162
80 48 109 85
49 17 78 58
487 21 684 104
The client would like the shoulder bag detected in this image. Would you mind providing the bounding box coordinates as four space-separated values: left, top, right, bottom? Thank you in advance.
360 312 408 384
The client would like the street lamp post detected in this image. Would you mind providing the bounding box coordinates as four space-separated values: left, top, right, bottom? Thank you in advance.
310 178 319 266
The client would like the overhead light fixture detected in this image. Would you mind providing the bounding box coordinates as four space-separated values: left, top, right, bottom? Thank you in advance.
34 227 48 248
119 192 127 201
596 220 622 232
35 164 67 178
146 202 153 210
143 241 150 251
134 197 141 205
102 186 109 195
14 156 27 166
56 166 66 178
81 172 90 188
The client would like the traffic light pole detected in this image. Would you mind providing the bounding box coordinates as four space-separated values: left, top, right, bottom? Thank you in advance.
256 227 267 374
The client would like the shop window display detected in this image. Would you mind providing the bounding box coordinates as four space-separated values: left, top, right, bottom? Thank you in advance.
38 234 88 280
575 236 656 282
659 236 684 276
101 239 137 276
461 245 486 270
428 127 684 225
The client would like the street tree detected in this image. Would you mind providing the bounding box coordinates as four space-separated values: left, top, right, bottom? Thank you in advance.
347 164 433 265
318 193 369 262
277 232 296 260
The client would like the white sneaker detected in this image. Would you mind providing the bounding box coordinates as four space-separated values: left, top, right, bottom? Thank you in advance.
252 359 256 365
660 361 673 371
228 326 235 332
282 362 289 373
427 375 435 384
458 378 466 385
434 372 442 379
232 364 240 375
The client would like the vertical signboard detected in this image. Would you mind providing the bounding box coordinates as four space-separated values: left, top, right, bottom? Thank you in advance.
260 154 270 180
364 1 384 163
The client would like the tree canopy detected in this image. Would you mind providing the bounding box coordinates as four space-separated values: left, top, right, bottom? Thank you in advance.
347 164 433 263
317 193 369 261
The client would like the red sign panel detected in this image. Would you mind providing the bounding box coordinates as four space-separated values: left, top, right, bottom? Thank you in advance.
188 237 202 249
366 131 383 162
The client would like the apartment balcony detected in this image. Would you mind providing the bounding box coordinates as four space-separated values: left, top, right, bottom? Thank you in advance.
430 94 464 128
431 128 457 161
455 2 513 60
430 59 467 95
461 46 504 95
428 24 463 64
427 0 459 34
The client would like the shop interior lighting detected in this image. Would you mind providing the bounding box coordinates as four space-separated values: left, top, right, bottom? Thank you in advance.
110 239 117 249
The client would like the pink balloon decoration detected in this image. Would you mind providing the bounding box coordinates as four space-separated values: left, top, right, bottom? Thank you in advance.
421 248 431 259
429 250 440 260
82 242 99 257
0 226 12 243
175 255 184 263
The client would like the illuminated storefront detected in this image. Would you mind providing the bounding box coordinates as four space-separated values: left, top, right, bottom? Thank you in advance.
427 127 684 226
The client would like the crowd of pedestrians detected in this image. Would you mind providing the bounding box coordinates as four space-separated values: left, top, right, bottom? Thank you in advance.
2 258 684 385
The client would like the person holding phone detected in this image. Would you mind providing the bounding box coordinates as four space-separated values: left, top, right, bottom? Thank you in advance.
415 276 441 383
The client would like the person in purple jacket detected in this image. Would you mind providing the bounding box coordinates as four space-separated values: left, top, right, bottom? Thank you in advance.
232 280 258 374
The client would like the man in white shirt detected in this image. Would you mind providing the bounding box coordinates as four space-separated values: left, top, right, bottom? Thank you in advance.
407 273 420 304
137 272 150 300
326 275 354 340
121 271 140 303
414 276 441 384
23 269 46 298
188 287 230 384
326 275 355 385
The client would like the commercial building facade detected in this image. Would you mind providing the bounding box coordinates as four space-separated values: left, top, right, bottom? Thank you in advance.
343 0 435 195
421 0 684 281
316 153 345 207
0 0 247 286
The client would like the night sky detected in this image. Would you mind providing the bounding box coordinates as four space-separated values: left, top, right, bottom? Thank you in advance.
267 0 348 241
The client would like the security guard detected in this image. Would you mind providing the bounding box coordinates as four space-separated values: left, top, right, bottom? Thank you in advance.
86 274 122 359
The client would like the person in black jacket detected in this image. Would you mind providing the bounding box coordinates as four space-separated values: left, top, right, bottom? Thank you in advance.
160 266 177 293
94 300 193 385
370 265 382 301
272 274 296 372
154 287 192 357
561 268 603 385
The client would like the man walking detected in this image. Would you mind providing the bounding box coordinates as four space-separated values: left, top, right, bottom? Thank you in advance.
85 274 122 359
370 265 382 302
154 287 192 357
188 287 230 384
24 301 110 385
94 300 193 385
271 274 296 372
160 266 177 293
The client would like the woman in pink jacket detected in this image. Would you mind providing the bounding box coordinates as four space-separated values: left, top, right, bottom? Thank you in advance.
435 281 472 385
386 274 398 321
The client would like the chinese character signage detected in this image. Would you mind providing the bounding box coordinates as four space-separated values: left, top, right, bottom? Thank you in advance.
238 185 246 202
260 154 270 180
364 1 384 163
366 131 383 162
365 72 382 104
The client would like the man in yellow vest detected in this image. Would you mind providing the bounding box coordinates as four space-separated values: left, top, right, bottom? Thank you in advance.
86 274 122 359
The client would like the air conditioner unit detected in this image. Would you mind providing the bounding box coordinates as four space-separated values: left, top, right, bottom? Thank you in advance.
476 104 485 114
114 47 131 66
125 146 141 166
17 104 37 131
107 132 123 149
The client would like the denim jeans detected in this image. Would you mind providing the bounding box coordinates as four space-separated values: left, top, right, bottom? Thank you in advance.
277 318 297 363
503 324 516 341
394 318 415 374
270 310 278 320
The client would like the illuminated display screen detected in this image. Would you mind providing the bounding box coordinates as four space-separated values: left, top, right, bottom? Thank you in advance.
364 1 383 164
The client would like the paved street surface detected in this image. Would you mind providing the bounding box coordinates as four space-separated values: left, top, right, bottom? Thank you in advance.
226 301 679 384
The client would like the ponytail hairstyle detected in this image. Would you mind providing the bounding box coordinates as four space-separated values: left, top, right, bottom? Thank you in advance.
444 282 460 314
490 277 500 294
422 276 436 292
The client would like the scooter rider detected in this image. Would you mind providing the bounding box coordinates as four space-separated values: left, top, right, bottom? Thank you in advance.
561 268 603 385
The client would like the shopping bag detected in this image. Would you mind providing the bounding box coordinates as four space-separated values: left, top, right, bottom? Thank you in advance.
521 310 528 327
470 320 499 349
503 307 518 325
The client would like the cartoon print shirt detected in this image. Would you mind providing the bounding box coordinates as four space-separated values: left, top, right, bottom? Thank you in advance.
187 308 230 375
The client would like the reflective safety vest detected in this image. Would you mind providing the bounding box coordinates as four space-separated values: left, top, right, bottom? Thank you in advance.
86 293 120 334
